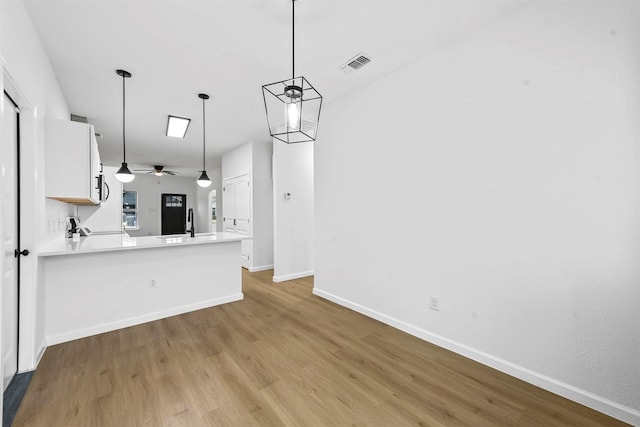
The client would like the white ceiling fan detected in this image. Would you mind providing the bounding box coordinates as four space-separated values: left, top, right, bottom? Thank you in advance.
133 165 179 176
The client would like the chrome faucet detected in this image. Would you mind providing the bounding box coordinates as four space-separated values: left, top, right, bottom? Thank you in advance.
187 208 195 237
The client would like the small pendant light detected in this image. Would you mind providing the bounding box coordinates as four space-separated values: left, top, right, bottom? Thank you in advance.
115 69 135 183
262 0 322 144
196 93 212 188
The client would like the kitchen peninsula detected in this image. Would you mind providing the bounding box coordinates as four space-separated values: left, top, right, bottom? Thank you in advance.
39 232 251 345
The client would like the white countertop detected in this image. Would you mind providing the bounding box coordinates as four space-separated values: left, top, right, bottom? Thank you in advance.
39 232 251 257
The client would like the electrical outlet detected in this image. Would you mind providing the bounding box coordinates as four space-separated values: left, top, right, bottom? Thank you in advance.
150 279 156 288
429 296 439 311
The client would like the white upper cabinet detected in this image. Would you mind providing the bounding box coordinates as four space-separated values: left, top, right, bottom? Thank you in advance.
46 118 101 205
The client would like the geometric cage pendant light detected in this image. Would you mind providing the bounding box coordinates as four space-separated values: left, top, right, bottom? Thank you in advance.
196 93 212 188
114 69 135 183
262 0 322 144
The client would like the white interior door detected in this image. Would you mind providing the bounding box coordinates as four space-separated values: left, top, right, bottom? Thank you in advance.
235 176 250 235
222 179 237 233
222 174 252 268
235 175 252 267
2 92 19 391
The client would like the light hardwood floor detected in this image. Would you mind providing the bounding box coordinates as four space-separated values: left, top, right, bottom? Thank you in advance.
14 270 626 426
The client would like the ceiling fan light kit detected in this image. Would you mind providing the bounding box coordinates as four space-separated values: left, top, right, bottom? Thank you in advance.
262 0 322 144
114 69 135 183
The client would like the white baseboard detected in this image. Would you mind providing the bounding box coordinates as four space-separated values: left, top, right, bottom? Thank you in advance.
248 264 274 272
17 340 47 374
46 293 244 346
273 270 314 283
35 339 47 367
312 288 640 426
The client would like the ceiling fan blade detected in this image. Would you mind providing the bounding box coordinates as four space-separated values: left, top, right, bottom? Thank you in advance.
131 166 178 176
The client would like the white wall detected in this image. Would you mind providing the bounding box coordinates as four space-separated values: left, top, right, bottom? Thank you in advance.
1 0 71 373
314 1 640 424
252 141 273 270
123 174 201 237
222 141 252 179
273 140 313 282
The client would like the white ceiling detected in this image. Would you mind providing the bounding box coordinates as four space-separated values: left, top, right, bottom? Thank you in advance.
24 0 526 176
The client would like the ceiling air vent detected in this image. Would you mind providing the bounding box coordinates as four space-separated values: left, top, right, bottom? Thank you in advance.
70 114 88 123
340 52 372 74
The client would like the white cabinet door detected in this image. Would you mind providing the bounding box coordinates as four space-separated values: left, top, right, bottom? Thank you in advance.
89 130 101 203
45 118 99 205
223 174 251 268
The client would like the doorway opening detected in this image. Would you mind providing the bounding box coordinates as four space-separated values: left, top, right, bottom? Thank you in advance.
2 85 36 426
208 190 217 233
161 193 187 235
2 90 20 393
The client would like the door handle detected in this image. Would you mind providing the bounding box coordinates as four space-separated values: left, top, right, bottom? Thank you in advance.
234 219 237 226
14 249 30 257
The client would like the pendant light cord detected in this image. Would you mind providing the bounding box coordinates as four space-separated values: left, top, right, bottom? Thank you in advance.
122 73 126 163
292 0 295 80
202 96 206 171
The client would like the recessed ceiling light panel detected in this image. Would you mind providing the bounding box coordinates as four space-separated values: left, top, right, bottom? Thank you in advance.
166 115 191 138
